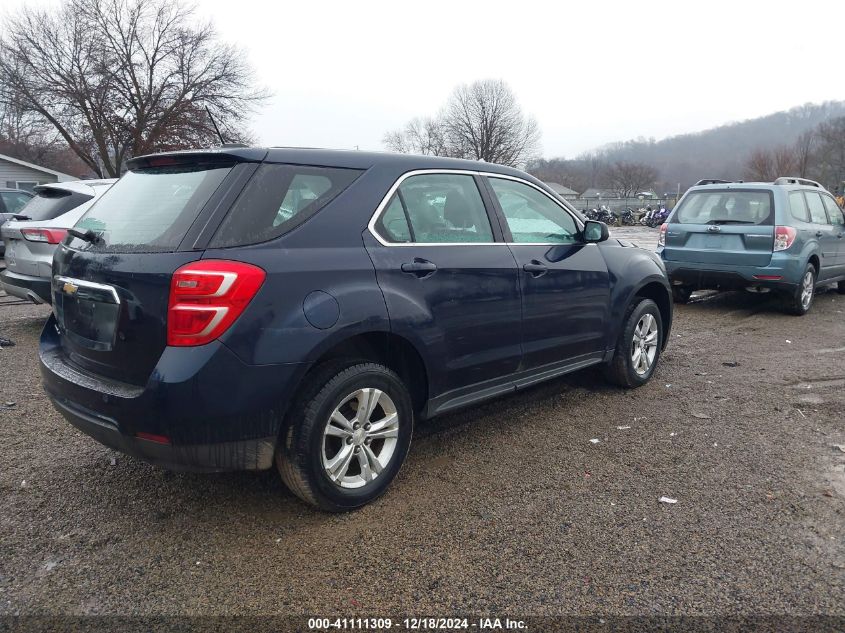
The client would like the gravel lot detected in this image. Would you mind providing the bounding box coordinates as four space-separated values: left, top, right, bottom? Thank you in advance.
1 229 843 619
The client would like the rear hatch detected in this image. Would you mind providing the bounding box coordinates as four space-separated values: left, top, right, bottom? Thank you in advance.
3 186 94 276
52 154 253 385
663 189 775 267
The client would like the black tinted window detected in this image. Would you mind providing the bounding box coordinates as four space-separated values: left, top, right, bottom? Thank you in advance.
211 164 362 248
19 189 92 221
74 165 231 252
673 191 773 225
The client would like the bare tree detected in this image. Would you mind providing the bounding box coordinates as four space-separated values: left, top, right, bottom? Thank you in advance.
383 116 450 156
0 99 90 175
443 80 540 167
744 145 799 182
794 130 816 178
813 117 845 191
605 161 658 197
0 0 268 177
384 79 540 168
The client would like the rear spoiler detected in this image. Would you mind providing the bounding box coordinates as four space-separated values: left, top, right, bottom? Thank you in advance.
127 148 268 171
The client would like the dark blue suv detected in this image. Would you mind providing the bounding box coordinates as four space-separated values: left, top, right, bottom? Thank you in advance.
40 148 671 511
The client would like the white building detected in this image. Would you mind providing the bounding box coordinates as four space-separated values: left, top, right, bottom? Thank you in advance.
0 153 75 192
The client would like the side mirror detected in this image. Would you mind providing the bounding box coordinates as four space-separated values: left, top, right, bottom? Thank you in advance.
583 220 609 243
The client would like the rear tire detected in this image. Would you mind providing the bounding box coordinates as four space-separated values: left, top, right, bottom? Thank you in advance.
604 298 663 388
276 361 413 512
838 280 845 295
784 264 816 316
671 286 693 304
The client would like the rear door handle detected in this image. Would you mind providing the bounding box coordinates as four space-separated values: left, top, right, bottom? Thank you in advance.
401 259 437 277
523 261 548 277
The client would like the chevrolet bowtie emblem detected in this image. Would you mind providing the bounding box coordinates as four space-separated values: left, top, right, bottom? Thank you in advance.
62 281 79 295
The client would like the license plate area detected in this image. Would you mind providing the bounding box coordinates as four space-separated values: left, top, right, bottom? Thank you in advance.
53 276 121 351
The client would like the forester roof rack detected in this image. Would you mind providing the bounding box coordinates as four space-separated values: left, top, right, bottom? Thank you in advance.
695 179 734 185
773 177 822 188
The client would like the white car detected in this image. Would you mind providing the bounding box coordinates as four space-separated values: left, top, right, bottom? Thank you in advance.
1 179 115 303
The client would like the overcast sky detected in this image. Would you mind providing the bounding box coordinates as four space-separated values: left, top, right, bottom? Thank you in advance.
6 0 844 157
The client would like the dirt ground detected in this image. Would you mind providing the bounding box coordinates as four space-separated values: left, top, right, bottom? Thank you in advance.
1 237 843 619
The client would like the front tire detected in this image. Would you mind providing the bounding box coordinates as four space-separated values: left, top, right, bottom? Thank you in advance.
604 298 663 388
276 361 413 512
784 264 816 316
837 280 845 295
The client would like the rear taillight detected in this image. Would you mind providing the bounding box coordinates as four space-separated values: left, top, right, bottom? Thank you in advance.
774 226 797 252
658 223 667 247
167 260 265 347
20 228 68 244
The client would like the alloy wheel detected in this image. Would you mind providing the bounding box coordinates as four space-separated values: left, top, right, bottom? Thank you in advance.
631 313 658 376
800 270 814 310
321 388 400 489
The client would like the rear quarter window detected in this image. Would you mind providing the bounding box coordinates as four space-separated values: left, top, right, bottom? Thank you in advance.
789 191 810 222
672 190 773 225
210 164 362 248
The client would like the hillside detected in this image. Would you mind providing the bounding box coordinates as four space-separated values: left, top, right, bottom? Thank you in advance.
587 101 845 190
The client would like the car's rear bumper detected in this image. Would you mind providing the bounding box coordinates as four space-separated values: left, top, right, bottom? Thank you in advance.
39 315 306 472
666 267 797 291
0 269 51 304
659 251 802 291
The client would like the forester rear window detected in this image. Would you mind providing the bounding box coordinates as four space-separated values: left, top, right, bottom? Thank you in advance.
210 164 362 247
72 164 232 252
673 190 773 225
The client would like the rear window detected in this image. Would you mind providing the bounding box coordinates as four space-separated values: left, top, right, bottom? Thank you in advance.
18 188 92 222
672 190 773 225
209 164 362 248
73 164 232 252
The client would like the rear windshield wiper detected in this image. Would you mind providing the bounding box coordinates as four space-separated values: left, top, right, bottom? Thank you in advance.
707 219 754 225
12 214 31 220
67 228 103 245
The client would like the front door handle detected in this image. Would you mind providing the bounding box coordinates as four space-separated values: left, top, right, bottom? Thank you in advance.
401 259 437 277
523 261 548 277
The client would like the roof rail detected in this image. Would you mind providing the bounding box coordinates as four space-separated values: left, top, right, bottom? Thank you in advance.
773 177 822 188
695 179 733 186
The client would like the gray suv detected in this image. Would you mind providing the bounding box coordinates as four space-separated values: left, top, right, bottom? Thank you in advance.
657 177 845 315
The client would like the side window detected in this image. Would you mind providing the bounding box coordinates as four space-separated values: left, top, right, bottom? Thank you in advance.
822 195 844 226
789 192 809 222
380 173 494 244
805 192 830 225
377 195 411 243
489 178 578 243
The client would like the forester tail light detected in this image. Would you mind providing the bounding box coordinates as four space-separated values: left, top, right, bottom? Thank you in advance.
20 228 68 244
774 226 797 252
167 260 265 347
658 223 667 247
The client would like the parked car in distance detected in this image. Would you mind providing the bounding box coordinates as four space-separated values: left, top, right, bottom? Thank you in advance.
1 180 115 303
0 188 35 258
40 148 672 511
658 177 845 315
